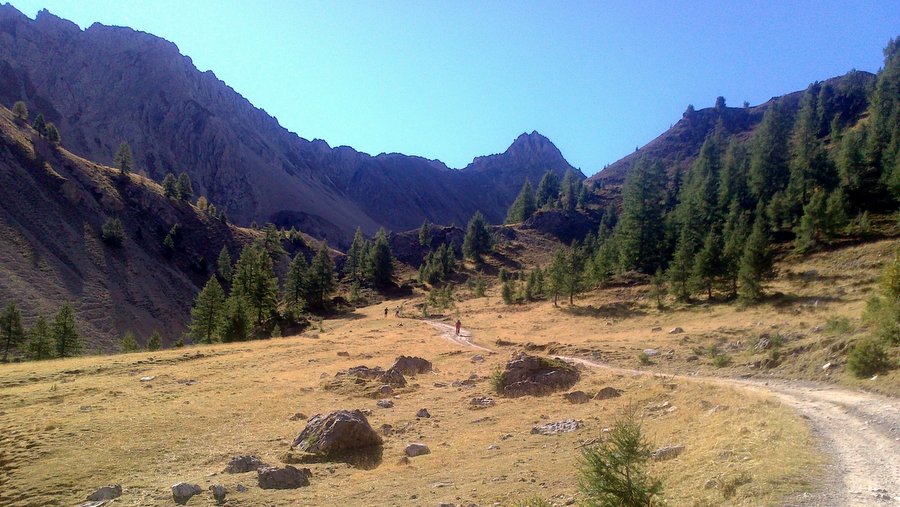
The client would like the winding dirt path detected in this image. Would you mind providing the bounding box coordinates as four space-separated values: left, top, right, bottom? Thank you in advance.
426 320 900 506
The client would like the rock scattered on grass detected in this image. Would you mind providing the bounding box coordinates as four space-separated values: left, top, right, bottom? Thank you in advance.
405 443 431 457
651 444 685 461
469 396 495 408
224 455 268 474
497 353 579 397
390 356 433 375
669 327 684 334
376 399 394 409
86 484 122 501
531 419 582 435
563 391 591 404
257 465 311 489
416 408 431 418
593 387 623 400
210 484 226 504
171 482 202 505
292 410 383 455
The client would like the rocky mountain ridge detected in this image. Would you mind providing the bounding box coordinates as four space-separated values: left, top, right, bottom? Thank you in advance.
0 5 582 247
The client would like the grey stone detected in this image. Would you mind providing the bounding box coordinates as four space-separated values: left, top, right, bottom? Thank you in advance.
593 387 623 400
377 399 394 408
292 409 383 455
669 327 684 334
531 419 582 435
563 390 591 404
224 455 268 474
416 408 431 418
257 465 311 489
86 484 122 501
651 444 685 461
171 482 202 505
210 484 227 504
405 443 431 457
390 355 433 375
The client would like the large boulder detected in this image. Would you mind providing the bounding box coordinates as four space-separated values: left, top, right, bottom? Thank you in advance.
389 356 433 375
497 353 579 397
292 410 383 455
257 466 311 489
171 483 202 505
86 484 122 501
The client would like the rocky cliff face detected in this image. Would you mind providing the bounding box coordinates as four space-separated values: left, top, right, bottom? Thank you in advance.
0 6 583 246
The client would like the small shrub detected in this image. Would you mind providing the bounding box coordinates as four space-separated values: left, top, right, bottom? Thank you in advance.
501 280 514 304
824 316 854 336
101 218 126 247
579 408 663 506
712 353 732 368
510 496 551 507
718 472 752 499
146 331 162 351
489 369 506 394
473 271 486 298
847 338 890 378
638 352 652 365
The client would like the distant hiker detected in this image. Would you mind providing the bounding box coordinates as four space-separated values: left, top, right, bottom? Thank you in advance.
384 307 388 318
455 319 461 336
395 307 400 317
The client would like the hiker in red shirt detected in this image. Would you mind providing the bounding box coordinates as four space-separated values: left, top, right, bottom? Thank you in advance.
455 319 461 336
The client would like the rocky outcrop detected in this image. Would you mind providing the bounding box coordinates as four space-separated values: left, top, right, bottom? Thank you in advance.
496 353 580 397
292 410 383 456
389 356 433 376
343 366 407 387
224 455 268 474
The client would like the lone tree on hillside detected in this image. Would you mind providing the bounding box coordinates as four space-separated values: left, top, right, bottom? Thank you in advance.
366 228 394 286
44 122 60 144
419 219 432 247
52 303 81 358
189 276 227 344
305 242 336 311
32 113 46 134
505 179 537 223
217 246 233 283
162 173 179 199
1 302 25 362
462 211 492 263
115 142 134 174
283 251 309 315
176 172 193 201
12 101 28 121
26 316 54 360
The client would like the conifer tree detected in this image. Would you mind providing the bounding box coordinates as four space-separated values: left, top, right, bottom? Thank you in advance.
115 142 133 174
787 86 833 218
305 242 336 311
1 302 25 362
548 246 568 306
162 173 179 199
649 268 667 309
367 228 394 286
794 189 828 252
189 276 227 344
824 188 849 236
737 211 771 303
44 122 60 144
667 229 694 302
12 101 28 121
617 158 666 273
176 172 193 201
284 252 308 313
217 246 233 283
535 171 560 208
419 219 432 247
560 170 579 211
505 179 537 223
598 203 618 241
462 211 492 263
26 316 54 360
564 242 585 304
146 331 162 351
721 201 750 297
718 138 751 212
867 37 899 197
749 101 791 201
220 295 251 342
344 227 366 282
52 303 81 358
231 242 278 325
119 331 140 353
691 230 722 299
590 238 618 287
32 113 46 135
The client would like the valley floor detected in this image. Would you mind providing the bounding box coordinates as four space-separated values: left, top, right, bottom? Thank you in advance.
0 239 897 506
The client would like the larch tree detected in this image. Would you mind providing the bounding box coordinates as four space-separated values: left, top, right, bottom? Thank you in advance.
26 316 54 360
115 142 133 174
189 276 227 344
1 302 25 362
52 303 81 358
462 211 492 263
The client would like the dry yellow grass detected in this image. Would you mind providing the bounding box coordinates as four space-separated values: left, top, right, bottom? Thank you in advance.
1 295 821 506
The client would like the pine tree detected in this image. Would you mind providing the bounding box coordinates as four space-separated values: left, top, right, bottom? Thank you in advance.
146 331 163 351
284 252 309 313
119 331 140 353
189 276 227 344
12 101 28 121
824 188 849 235
690 230 722 299
114 142 133 174
535 171 560 208
718 138 751 212
462 211 492 263
616 158 666 273
787 86 834 219
794 189 828 252
32 113 46 135
548 246 568 306
344 227 366 282
867 38 900 198
749 101 791 201
505 179 537 223
721 201 750 297
305 242 336 311
667 229 694 302
220 295 251 342
565 242 585 304
162 173 179 199
560 170 579 211
231 243 278 325
217 246 233 283
44 122 60 144
52 303 81 358
419 219 432 247
176 172 193 201
737 212 771 303
26 316 54 360
1 302 25 362
366 228 394 286
648 268 667 309
101 218 126 247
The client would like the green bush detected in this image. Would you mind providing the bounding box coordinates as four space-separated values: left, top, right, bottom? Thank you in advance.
638 352 652 365
824 316 854 335
847 338 890 378
489 369 506 394
101 218 126 247
712 353 732 368
119 331 140 353
580 409 663 506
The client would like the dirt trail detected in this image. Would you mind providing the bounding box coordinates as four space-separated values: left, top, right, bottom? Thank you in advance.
426 321 900 506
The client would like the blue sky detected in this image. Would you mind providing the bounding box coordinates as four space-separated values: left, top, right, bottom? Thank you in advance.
8 1 900 174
